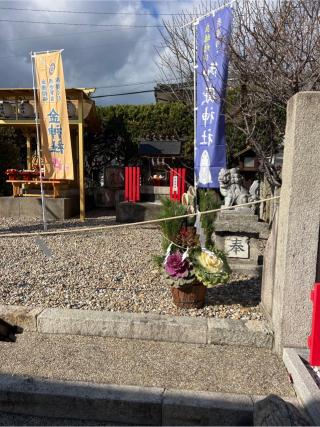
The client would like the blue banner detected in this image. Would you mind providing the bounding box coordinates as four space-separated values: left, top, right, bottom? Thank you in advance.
195 7 233 188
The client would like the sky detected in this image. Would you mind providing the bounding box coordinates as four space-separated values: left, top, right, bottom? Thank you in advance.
0 0 200 105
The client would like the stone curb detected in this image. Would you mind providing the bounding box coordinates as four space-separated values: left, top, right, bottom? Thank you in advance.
283 347 320 425
0 374 257 425
0 304 273 348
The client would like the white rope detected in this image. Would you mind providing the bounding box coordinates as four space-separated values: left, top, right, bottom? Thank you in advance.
0 196 280 239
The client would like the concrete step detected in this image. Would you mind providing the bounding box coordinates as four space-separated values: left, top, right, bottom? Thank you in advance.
0 374 255 426
0 330 295 425
0 304 274 349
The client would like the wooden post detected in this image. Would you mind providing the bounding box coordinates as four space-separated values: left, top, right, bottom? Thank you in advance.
78 93 85 221
26 132 32 169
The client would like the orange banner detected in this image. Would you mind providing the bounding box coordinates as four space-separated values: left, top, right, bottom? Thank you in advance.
34 51 74 180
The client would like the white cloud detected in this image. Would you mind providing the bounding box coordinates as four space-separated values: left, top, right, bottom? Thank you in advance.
0 0 198 104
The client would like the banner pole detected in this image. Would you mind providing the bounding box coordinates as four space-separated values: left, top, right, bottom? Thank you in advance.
193 21 198 197
193 21 205 247
31 52 48 232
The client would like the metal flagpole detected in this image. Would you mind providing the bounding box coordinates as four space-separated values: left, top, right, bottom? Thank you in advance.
193 20 198 196
31 51 47 232
193 21 206 248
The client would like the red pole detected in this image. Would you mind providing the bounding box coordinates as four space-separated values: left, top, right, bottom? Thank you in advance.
129 167 133 202
136 167 140 202
173 168 177 201
176 168 180 201
169 169 173 200
132 167 136 202
181 168 186 199
125 167 129 201
308 283 320 365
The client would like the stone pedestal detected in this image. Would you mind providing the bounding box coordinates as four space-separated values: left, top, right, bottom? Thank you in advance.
212 211 269 277
116 201 162 223
0 196 79 220
140 185 170 202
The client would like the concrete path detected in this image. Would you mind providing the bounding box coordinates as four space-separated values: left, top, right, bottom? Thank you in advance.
0 332 294 397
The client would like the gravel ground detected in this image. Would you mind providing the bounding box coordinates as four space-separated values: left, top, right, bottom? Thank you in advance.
0 214 264 320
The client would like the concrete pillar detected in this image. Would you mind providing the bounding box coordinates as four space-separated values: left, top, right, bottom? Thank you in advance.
271 92 320 354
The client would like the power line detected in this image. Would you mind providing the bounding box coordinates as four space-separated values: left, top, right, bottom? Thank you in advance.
2 29 126 44
0 35 163 60
92 86 193 98
92 89 155 98
94 79 184 89
0 5 197 17
0 18 164 28
95 81 161 89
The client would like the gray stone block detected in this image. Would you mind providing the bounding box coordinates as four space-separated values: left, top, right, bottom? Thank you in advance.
215 213 269 237
162 389 253 426
271 92 320 353
0 197 78 220
213 211 268 277
253 394 310 426
37 309 208 344
0 304 42 332
283 347 320 426
0 197 20 217
227 260 262 277
207 318 273 348
116 201 161 223
0 374 163 425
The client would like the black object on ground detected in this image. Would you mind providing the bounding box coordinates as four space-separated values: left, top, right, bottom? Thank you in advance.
0 318 19 342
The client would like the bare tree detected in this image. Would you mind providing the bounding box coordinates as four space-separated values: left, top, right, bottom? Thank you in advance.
156 1 216 105
157 0 320 189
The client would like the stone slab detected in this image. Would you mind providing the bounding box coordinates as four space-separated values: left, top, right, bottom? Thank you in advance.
162 389 253 426
116 201 161 223
227 261 262 277
37 308 208 344
215 213 269 238
0 304 43 332
0 304 273 348
0 374 163 425
283 347 320 425
2 373 297 426
0 197 20 218
219 212 257 219
140 185 170 195
0 197 78 220
207 318 273 349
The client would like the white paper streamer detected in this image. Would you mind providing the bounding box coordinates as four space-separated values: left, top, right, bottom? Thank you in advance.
202 247 216 258
164 242 173 265
195 208 206 249
182 247 189 261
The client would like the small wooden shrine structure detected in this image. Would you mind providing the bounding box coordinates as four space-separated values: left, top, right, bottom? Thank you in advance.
233 146 259 189
0 88 98 220
138 138 183 201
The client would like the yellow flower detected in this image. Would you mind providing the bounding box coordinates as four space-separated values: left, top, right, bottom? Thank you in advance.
197 251 223 273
